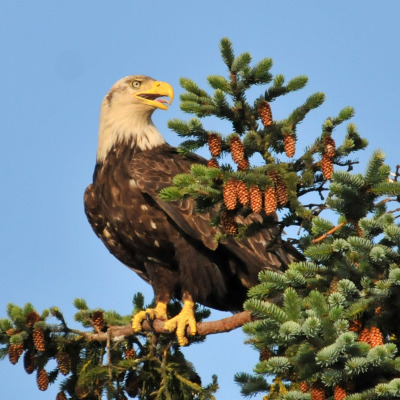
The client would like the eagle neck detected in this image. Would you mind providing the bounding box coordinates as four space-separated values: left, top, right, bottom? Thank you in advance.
96 111 166 162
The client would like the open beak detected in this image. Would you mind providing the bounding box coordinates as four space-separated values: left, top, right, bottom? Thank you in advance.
134 81 174 110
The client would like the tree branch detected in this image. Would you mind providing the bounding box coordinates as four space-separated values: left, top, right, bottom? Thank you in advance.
80 311 253 342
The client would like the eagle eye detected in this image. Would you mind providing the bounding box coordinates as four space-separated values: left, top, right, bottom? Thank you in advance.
131 80 142 89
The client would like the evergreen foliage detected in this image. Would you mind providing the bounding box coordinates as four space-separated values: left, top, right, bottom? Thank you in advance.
2 37 400 399
1 297 216 400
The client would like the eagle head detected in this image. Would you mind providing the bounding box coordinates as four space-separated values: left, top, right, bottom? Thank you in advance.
97 75 174 162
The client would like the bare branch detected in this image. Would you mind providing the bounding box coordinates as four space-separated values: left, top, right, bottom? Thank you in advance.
79 311 253 342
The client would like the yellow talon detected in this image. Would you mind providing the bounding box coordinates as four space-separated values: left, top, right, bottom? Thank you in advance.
164 300 197 346
132 302 168 332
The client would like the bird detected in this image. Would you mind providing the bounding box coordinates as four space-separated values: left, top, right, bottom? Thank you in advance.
84 75 301 345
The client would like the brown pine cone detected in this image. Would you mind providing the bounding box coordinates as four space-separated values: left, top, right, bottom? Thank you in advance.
300 382 309 393
369 326 383 347
334 385 346 400
324 136 336 158
208 133 222 157
125 370 141 398
349 319 362 333
359 328 371 344
230 136 245 163
92 310 105 332
37 369 49 391
75 385 90 399
125 348 136 359
56 392 68 400
237 158 250 171
329 276 340 293
220 210 237 235
26 311 40 328
207 158 219 168
33 327 46 352
249 186 263 213
283 134 296 158
23 350 35 374
57 351 71 375
236 180 249 206
223 179 238 210
321 154 334 180
275 182 288 206
259 348 271 361
311 382 325 400
268 171 288 206
258 100 273 127
264 186 277 214
8 343 24 365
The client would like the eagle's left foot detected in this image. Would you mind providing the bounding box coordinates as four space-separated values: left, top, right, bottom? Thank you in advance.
164 300 197 346
132 302 168 332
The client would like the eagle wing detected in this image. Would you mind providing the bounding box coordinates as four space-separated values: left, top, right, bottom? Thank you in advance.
130 144 300 273
84 183 151 283
129 144 219 251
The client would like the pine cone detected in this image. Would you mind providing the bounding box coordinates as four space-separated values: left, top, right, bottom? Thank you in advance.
329 276 340 293
75 385 90 399
334 385 346 400
249 186 263 213
264 186 277 214
311 382 325 400
369 326 383 347
223 179 238 210
125 348 136 359
207 158 219 169
230 136 245 163
300 382 309 393
259 348 271 361
349 319 362 332
56 392 68 400
324 136 336 158
237 158 250 171
258 100 273 127
268 170 287 206
236 180 249 206
37 368 49 391
92 310 105 332
56 351 71 375
276 185 288 208
359 328 371 344
220 210 237 235
26 311 40 328
125 370 141 398
23 350 35 374
208 133 222 157
283 134 296 158
33 327 46 352
8 343 24 365
321 154 334 180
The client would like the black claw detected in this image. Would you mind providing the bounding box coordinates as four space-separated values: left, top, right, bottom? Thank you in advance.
146 313 155 332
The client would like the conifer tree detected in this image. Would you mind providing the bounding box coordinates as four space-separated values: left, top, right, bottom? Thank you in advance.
2 37 400 399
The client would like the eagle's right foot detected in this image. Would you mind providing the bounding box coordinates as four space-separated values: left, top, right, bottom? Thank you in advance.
132 302 168 332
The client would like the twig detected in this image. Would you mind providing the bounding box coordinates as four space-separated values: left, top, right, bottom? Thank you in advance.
312 220 347 244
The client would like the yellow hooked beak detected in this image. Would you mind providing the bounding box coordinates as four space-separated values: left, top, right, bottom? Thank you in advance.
134 81 174 110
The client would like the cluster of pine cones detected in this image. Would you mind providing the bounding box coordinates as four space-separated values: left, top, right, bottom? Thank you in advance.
7 309 121 397
207 100 297 235
300 381 348 400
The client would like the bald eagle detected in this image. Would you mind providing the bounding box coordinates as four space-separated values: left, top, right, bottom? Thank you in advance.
84 75 300 345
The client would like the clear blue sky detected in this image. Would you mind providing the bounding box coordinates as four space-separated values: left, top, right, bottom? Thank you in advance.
1 1 400 398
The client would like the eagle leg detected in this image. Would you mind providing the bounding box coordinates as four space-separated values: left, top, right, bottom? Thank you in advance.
164 297 196 346
132 301 168 332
